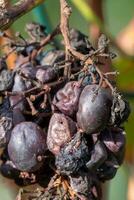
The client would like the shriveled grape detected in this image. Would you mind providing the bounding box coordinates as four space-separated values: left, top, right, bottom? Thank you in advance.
40 50 65 66
36 66 57 83
70 28 95 54
100 127 126 165
53 81 82 117
0 117 12 147
55 132 89 175
69 171 90 199
110 93 130 126
47 113 76 155
0 69 14 91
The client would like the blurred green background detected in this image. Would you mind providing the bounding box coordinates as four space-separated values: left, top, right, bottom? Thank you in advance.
1 0 134 199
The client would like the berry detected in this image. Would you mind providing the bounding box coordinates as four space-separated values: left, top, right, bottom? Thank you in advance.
8 122 47 172
36 66 57 83
70 28 95 54
40 50 65 66
0 116 12 147
52 81 82 117
100 127 126 165
110 93 130 126
55 132 89 175
9 95 25 111
47 113 76 155
0 69 14 91
20 64 37 80
77 84 112 134
0 161 20 179
97 161 117 182
12 74 27 92
69 171 90 198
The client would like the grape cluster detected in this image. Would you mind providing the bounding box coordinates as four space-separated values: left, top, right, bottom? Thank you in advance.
0 23 130 200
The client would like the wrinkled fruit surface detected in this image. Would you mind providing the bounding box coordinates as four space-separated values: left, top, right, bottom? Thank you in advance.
47 113 76 155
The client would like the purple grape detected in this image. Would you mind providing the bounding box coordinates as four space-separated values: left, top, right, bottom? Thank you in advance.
9 94 25 111
52 81 82 117
36 66 57 83
86 140 107 171
20 64 38 80
12 74 27 92
100 127 126 165
8 122 47 172
77 84 112 134
0 161 20 179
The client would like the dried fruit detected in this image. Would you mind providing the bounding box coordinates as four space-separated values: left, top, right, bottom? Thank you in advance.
40 50 65 66
0 69 14 91
0 7 130 199
53 81 82 117
0 116 12 147
55 132 89 175
47 113 76 155
69 171 90 199
70 28 95 54
110 93 130 126
36 66 57 83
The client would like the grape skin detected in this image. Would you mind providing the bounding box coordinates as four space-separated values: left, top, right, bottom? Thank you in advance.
8 122 47 172
77 85 112 134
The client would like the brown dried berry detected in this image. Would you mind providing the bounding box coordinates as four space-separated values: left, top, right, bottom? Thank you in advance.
47 113 77 155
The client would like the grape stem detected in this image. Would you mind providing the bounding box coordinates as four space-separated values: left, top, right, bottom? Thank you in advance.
4 79 65 116
59 0 115 94
0 0 45 31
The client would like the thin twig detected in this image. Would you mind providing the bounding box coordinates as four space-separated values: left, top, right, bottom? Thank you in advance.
59 0 116 95
0 0 44 30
